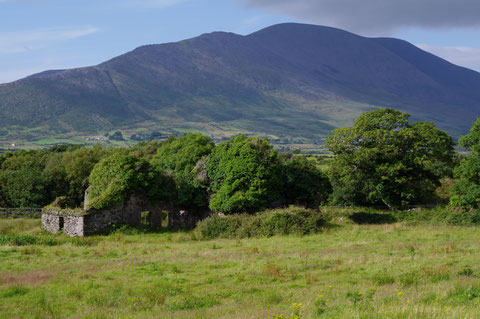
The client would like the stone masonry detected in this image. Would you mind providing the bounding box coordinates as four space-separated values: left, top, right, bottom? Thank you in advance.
42 191 211 236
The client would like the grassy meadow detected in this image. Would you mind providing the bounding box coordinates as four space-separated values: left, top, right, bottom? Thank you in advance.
1 216 480 318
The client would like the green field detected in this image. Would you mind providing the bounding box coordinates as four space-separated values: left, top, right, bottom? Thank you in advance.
1 217 480 318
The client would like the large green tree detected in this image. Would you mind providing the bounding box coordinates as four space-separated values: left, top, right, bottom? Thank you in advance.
151 133 214 209
62 144 108 206
0 150 52 207
88 154 174 210
450 118 480 209
280 156 331 208
206 135 282 213
326 108 456 207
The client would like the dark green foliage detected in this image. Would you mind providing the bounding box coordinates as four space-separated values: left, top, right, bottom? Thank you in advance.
326 108 456 208
88 154 174 210
0 150 52 207
451 118 480 209
196 207 325 239
349 212 397 224
151 133 214 209
0 286 29 298
397 208 480 225
62 144 108 206
325 207 480 226
206 135 282 213
281 156 331 208
458 268 474 276
108 131 125 141
0 145 108 208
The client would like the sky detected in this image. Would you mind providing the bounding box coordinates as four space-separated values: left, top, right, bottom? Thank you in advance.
0 0 479 84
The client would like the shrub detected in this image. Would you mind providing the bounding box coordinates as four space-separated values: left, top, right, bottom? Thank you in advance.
392 207 480 225
323 206 480 226
196 207 325 239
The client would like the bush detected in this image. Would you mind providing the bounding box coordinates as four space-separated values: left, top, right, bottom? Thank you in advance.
196 207 325 239
322 206 480 226
393 207 480 225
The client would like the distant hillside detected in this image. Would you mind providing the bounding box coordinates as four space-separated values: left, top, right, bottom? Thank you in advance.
1 22 479 145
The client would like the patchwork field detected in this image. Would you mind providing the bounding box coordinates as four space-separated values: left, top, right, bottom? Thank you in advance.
1 218 480 318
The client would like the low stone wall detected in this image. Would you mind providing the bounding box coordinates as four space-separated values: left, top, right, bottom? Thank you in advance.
82 208 125 236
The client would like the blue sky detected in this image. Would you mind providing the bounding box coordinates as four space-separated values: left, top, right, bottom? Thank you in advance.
1 0 479 83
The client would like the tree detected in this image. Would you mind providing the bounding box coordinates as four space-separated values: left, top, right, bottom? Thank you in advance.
88 154 174 210
206 135 282 213
62 144 107 206
281 156 331 208
0 150 51 207
109 131 125 141
151 133 214 209
326 108 456 208
450 118 480 209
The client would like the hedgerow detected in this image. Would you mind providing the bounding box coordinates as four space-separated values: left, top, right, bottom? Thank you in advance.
196 207 325 239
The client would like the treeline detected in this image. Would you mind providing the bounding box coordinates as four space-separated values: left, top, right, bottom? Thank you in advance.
1 108 480 212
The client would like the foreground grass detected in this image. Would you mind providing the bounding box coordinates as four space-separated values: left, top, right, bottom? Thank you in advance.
1 219 480 318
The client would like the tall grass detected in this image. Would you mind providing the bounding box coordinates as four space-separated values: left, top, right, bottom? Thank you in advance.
0 218 41 235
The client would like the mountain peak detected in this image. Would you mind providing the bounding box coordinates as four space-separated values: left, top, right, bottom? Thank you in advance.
0 23 478 145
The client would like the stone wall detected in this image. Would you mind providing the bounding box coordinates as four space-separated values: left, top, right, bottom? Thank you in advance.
64 216 85 237
41 213 62 234
41 208 84 236
168 209 212 230
42 194 212 236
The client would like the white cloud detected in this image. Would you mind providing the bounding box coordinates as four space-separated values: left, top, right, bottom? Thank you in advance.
234 16 265 34
417 44 480 72
0 26 98 55
243 0 480 35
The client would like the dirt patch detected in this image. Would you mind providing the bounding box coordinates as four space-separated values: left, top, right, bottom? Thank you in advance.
0 270 52 286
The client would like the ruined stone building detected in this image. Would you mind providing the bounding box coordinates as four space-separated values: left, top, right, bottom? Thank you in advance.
42 190 210 237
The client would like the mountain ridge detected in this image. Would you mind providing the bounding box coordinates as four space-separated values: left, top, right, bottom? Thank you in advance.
0 22 479 145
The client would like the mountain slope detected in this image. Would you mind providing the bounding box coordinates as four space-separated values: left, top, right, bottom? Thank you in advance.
0 22 479 143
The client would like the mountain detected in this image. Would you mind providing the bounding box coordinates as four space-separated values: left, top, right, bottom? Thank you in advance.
1 22 479 144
